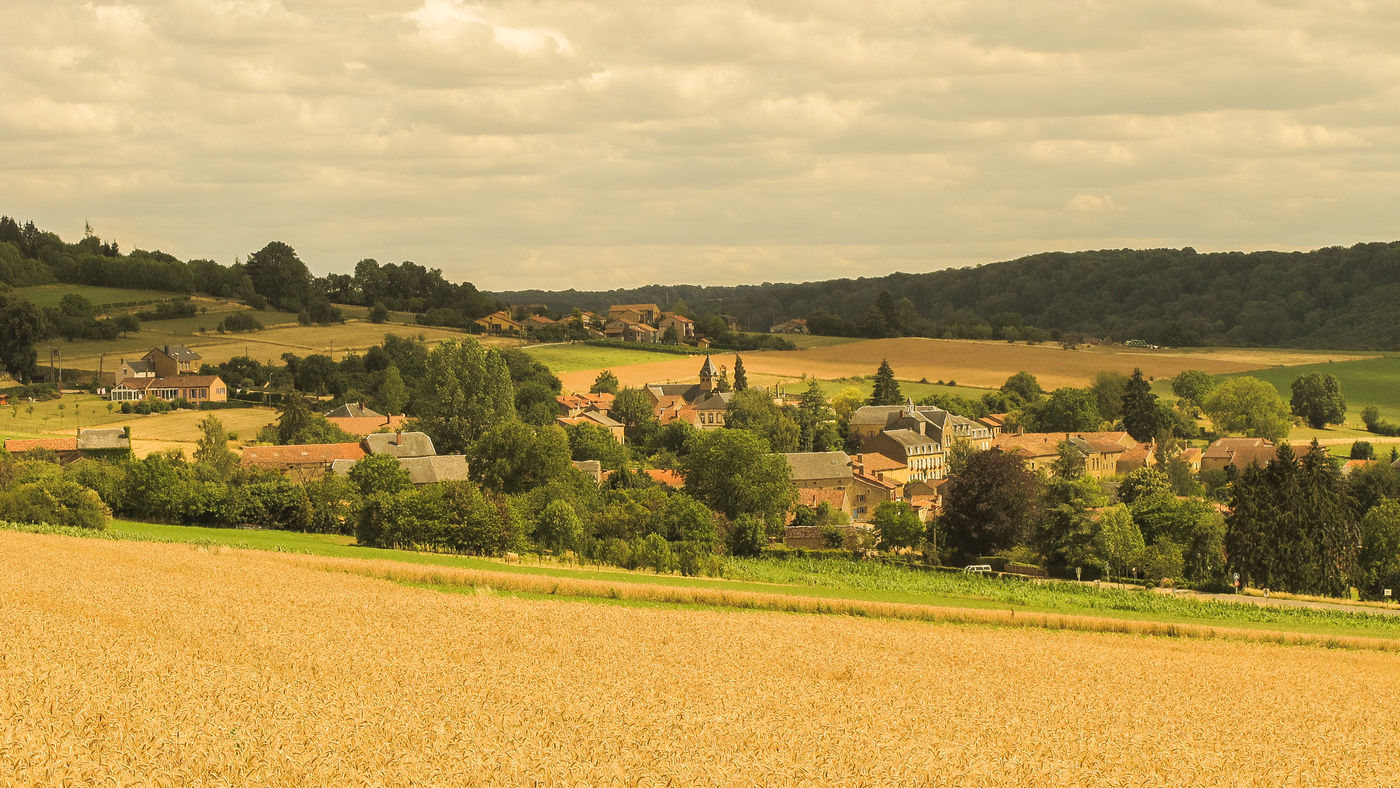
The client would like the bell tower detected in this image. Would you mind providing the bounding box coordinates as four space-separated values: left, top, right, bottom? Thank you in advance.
699 355 719 393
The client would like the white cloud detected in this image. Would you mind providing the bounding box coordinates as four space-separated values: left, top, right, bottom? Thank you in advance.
1 0 1398 289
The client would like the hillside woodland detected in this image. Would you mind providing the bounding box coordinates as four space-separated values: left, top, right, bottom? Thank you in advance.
494 243 1400 349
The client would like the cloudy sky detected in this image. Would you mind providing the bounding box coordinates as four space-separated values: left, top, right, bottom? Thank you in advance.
4 1 1399 290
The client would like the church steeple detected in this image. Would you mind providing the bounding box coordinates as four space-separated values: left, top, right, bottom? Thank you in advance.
699 355 719 393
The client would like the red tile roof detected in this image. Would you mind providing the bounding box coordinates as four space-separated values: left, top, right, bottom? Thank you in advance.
5 438 79 453
241 443 367 467
646 469 685 487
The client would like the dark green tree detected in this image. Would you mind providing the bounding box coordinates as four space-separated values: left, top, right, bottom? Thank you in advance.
415 339 517 454
939 449 1043 562
999 371 1043 406
1088 371 1128 422
347 453 412 497
0 295 46 382
470 421 573 494
590 370 619 394
733 355 748 391
1121 368 1166 443
1023 388 1101 432
1290 372 1347 429
869 359 902 405
610 387 659 444
192 415 237 478
243 241 312 311
725 389 799 452
795 379 836 452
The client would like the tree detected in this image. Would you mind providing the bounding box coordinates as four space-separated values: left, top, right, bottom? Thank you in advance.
727 514 766 557
347 453 411 497
945 437 974 476
1203 376 1293 442
535 498 584 552
830 387 867 436
193 415 237 478
470 422 573 494
591 371 620 395
0 295 46 382
869 360 902 405
661 493 720 545
795 380 837 452
1118 467 1170 504
1083 371 1125 422
565 422 630 471
610 387 659 444
733 356 748 391
415 339 517 454
1359 500 1400 599
1095 504 1145 578
1000 371 1043 406
368 302 390 323
1171 370 1216 408
939 449 1043 562
1050 441 1086 479
275 393 315 445
1121 368 1166 443
1351 440 1375 460
1037 475 1109 569
873 501 924 550
243 241 312 311
1290 372 1346 429
725 389 799 452
681 429 796 525
1023 388 1100 432
374 366 408 415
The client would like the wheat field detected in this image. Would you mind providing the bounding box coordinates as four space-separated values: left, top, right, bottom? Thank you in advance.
3 531 1398 785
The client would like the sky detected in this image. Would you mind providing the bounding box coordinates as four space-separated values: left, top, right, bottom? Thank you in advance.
4 1 1400 291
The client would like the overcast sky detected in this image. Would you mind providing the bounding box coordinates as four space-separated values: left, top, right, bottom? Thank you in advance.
4 1 1399 291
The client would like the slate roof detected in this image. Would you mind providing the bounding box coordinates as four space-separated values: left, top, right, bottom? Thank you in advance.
782 451 853 483
400 455 470 484
325 402 383 419
122 359 155 374
693 392 733 411
362 431 436 458
879 429 939 450
76 428 130 450
699 355 719 376
152 345 201 362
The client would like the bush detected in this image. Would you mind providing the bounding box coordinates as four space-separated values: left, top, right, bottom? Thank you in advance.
636 533 677 574
0 477 110 530
218 312 264 333
727 514 767 557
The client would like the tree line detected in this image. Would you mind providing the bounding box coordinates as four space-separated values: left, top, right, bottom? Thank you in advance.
491 242 1400 349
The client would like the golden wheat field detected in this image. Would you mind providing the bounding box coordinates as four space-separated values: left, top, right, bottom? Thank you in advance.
552 337 1377 393
4 532 1399 786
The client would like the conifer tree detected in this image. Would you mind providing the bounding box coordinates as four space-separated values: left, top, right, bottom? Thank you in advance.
733 355 748 391
869 359 902 406
1121 368 1165 442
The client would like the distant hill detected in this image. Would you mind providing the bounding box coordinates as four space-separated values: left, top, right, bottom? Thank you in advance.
492 243 1400 349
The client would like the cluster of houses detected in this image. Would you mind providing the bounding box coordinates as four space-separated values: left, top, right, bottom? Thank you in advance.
241 427 469 485
473 303 744 346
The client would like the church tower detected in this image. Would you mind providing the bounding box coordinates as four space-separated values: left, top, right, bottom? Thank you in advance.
699 355 719 393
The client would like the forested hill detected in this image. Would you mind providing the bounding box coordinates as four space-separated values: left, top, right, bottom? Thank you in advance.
493 242 1400 349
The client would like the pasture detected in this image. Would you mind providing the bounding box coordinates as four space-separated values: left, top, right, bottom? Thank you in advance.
3 530 1399 784
11 284 180 309
0 393 278 456
1224 356 1400 425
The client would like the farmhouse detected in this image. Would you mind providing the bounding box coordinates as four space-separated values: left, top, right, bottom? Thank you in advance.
109 374 228 404
557 410 625 443
474 310 525 336
849 404 988 446
142 345 202 377
1200 438 1310 472
783 451 853 514
658 312 695 339
557 392 615 417
607 303 662 325
861 429 943 481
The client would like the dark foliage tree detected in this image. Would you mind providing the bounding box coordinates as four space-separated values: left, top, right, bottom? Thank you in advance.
999 371 1043 406
1121 368 1166 443
244 241 312 311
732 355 748 391
0 295 46 381
939 449 1043 562
1290 372 1346 429
681 429 795 525
869 359 902 405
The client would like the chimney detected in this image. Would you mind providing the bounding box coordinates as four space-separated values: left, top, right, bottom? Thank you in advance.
395 429 403 446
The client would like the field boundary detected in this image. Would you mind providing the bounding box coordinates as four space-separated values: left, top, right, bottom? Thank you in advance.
277 552 1400 653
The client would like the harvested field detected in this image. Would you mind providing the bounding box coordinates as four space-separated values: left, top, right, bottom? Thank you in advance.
4 531 1399 785
550 337 1366 392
